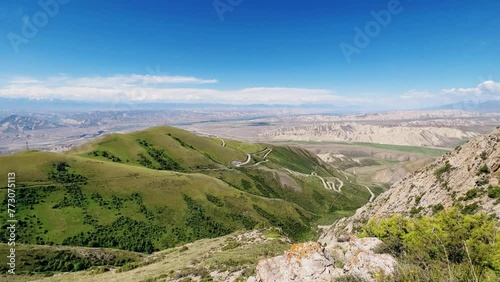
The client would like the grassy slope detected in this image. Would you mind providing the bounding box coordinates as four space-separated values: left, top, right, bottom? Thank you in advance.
77 126 371 215
71 126 263 170
0 126 373 273
0 243 143 279
17 230 290 282
0 151 311 247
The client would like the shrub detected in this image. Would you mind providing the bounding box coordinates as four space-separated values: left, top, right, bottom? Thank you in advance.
409 206 423 217
480 151 488 160
477 164 490 175
434 162 452 181
431 203 444 214
206 194 224 207
459 188 479 201
487 186 500 199
476 178 489 186
414 195 422 205
461 202 479 215
360 209 500 281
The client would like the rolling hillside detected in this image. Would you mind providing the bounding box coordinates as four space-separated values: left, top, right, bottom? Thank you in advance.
0 126 374 278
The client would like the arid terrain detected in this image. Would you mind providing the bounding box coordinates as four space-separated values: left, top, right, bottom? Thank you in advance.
187 110 500 147
2 109 497 187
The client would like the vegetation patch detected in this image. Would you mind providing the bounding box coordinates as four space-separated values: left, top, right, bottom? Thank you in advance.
62 216 164 253
49 162 87 184
361 209 500 281
137 139 182 171
431 203 444 214
480 151 488 160
0 244 140 276
477 164 491 175
461 202 479 215
90 150 122 162
459 188 480 201
434 162 453 182
487 185 500 199
206 193 224 207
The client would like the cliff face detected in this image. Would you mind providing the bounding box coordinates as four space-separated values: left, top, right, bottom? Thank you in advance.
321 127 500 239
262 122 479 147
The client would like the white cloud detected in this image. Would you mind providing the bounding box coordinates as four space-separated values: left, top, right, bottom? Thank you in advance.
8 77 43 84
2 75 499 108
393 81 500 109
441 80 500 98
15 74 218 88
400 89 434 100
0 84 367 105
66 75 218 88
0 75 371 106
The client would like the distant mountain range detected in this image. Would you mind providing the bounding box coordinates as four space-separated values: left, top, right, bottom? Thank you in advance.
430 100 500 113
0 115 63 133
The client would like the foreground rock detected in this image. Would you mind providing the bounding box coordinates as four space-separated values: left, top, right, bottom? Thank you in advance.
249 236 396 282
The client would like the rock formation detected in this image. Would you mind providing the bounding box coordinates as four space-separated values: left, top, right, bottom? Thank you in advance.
250 236 397 282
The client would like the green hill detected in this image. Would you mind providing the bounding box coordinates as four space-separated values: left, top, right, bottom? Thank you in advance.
0 126 374 275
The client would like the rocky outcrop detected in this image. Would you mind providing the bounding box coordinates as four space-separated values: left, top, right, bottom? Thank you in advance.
321 127 500 238
250 236 397 282
251 242 337 282
325 236 397 281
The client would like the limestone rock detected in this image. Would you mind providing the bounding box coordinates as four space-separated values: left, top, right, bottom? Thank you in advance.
251 237 396 282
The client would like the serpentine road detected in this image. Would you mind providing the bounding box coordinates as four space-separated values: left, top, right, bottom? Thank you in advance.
230 147 351 195
286 169 344 193
234 148 273 168
364 185 375 202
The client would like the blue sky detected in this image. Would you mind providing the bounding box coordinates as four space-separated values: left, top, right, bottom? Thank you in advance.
0 0 499 109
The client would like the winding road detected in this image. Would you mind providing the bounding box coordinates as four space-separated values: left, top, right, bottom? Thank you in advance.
230 147 353 196
234 148 273 168
235 154 252 167
364 185 375 202
288 170 344 193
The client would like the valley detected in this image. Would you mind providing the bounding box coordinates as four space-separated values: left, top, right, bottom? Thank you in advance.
0 112 500 282
0 118 498 282
0 125 378 280
2 1 499 280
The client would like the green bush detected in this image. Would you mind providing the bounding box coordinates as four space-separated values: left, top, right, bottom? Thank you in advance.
137 139 182 171
480 151 488 160
487 186 500 199
477 164 490 175
460 188 479 201
434 162 452 181
206 194 224 207
409 206 423 217
360 209 500 281
431 204 444 214
461 203 478 215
